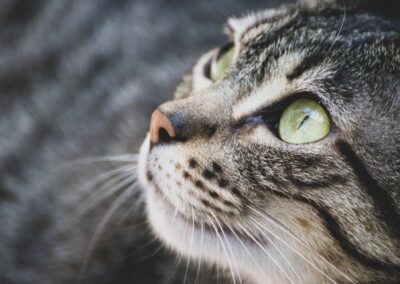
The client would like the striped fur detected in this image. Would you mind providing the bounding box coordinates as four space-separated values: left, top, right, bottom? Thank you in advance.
140 1 400 283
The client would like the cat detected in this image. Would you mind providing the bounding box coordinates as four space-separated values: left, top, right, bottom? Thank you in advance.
1 0 399 283
138 0 400 283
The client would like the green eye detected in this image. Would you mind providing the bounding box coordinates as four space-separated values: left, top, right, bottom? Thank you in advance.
210 45 235 81
278 99 330 144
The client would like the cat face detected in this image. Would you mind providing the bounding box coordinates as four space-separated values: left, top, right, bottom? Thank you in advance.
139 2 399 283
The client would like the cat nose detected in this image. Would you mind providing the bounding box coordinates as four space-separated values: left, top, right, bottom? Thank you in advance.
149 109 177 147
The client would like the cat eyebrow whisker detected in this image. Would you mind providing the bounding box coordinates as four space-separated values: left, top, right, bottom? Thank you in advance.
329 5 346 51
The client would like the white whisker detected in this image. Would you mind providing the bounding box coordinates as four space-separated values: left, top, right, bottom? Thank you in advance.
111 190 145 230
195 221 204 284
80 181 139 276
209 213 243 284
249 218 303 284
165 250 184 283
329 5 346 51
133 234 160 261
250 207 352 282
61 154 139 169
216 240 220 284
79 164 136 196
225 223 268 280
149 241 165 258
236 222 294 284
183 206 196 284
250 207 307 246
76 169 136 217
249 214 337 283
207 216 237 284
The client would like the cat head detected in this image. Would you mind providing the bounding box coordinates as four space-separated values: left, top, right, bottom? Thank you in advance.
139 1 399 283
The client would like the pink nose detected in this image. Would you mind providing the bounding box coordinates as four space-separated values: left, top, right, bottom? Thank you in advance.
149 109 176 145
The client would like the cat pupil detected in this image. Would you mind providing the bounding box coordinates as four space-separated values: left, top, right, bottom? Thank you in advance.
297 115 310 129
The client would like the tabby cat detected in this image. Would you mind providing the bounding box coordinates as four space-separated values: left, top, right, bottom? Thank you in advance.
139 0 400 283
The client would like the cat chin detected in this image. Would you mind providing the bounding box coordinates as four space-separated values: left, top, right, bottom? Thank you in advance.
145 185 249 271
145 193 293 284
142 176 290 282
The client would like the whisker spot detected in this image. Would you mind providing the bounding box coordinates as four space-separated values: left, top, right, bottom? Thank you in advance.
231 188 243 198
202 169 216 180
218 178 229 188
208 190 220 199
212 162 222 173
201 199 211 207
195 180 204 189
223 200 235 207
189 158 198 168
